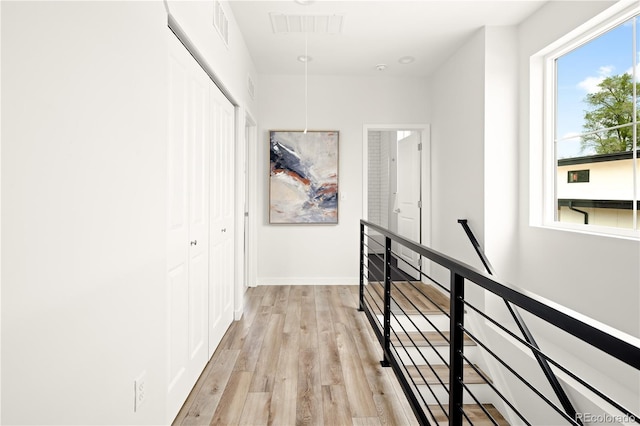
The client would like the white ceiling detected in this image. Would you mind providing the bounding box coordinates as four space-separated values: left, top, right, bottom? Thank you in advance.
228 0 546 77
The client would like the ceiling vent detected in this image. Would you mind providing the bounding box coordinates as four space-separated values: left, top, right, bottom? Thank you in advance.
213 0 229 47
269 13 344 35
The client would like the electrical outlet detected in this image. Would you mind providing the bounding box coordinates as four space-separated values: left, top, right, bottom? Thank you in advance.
134 371 147 412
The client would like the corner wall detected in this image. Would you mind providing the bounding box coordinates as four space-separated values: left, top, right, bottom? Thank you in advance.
429 28 488 287
517 0 639 337
429 6 640 419
256 74 429 285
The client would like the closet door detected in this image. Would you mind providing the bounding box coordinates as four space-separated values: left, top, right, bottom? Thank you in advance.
167 34 211 419
208 83 235 356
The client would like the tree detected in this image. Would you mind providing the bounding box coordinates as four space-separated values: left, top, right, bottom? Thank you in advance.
581 73 638 154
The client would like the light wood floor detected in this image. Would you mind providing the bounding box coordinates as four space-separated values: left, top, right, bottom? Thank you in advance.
172 285 419 426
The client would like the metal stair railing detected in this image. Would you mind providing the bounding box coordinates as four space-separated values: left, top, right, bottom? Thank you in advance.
359 219 640 426
457 218 581 425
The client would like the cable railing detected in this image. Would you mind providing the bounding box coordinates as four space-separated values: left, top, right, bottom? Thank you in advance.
457 219 581 425
359 219 640 426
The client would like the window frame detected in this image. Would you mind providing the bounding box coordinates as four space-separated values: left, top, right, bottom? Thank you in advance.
539 2 640 240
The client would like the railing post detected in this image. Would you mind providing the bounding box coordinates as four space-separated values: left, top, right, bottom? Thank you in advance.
359 222 365 312
449 272 465 426
381 236 392 367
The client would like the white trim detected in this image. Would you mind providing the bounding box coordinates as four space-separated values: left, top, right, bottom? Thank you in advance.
532 222 640 241
168 14 237 106
245 111 258 289
0 3 3 419
362 124 432 278
535 1 639 59
257 277 359 286
362 123 431 221
532 1 640 239
234 108 258 321
234 107 244 321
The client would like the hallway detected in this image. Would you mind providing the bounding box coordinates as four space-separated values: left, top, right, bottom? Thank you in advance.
172 285 419 425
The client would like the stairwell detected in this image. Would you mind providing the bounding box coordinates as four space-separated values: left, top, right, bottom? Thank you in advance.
361 220 640 426
364 280 509 425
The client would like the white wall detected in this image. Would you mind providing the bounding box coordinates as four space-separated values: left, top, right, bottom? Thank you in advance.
429 28 488 290
483 26 519 283
167 0 258 114
2 1 258 424
257 74 428 285
517 0 639 337
2 3 168 424
429 25 520 282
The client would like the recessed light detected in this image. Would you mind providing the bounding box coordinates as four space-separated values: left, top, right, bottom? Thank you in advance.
294 0 315 5
399 56 415 64
298 55 313 62
375 64 388 71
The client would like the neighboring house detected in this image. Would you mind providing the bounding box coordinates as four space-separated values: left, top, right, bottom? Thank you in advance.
557 150 640 228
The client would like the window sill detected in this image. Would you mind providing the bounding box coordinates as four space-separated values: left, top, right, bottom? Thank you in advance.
535 221 640 241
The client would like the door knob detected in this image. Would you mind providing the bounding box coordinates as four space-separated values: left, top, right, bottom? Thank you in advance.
190 240 197 246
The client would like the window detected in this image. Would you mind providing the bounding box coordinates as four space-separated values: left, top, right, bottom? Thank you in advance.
545 5 640 237
568 170 590 183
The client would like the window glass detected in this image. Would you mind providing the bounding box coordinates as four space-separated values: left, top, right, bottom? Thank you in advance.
551 14 638 233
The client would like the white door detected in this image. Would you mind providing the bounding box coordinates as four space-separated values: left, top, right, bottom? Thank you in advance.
395 131 421 279
208 83 235 356
167 34 211 418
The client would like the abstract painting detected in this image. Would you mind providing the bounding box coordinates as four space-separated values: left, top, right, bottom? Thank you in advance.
269 130 339 224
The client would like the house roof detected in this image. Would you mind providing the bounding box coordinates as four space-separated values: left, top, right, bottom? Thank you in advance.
558 149 640 166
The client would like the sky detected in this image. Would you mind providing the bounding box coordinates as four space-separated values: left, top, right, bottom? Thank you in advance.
555 16 637 159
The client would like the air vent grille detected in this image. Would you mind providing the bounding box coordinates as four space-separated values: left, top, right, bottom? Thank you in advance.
247 75 255 100
213 0 229 46
269 13 344 34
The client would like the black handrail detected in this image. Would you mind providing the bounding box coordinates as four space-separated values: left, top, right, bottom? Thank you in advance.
359 219 640 425
361 219 640 370
457 219 581 425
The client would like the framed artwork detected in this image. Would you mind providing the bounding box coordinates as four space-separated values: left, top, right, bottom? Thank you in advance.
269 130 339 224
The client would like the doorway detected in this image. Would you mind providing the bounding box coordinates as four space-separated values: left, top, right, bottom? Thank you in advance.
244 113 257 290
363 125 430 281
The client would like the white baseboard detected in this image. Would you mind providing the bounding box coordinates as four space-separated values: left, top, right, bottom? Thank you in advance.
256 277 359 286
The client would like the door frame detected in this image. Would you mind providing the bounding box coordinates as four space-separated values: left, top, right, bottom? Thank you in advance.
244 111 257 290
362 123 431 253
234 108 258 321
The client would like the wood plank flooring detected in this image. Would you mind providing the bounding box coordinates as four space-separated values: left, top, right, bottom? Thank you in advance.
172 285 419 426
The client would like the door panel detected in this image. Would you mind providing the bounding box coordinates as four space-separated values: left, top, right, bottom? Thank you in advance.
208 83 235 357
167 264 187 391
189 251 208 358
396 132 421 279
187 61 209 366
167 33 211 420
